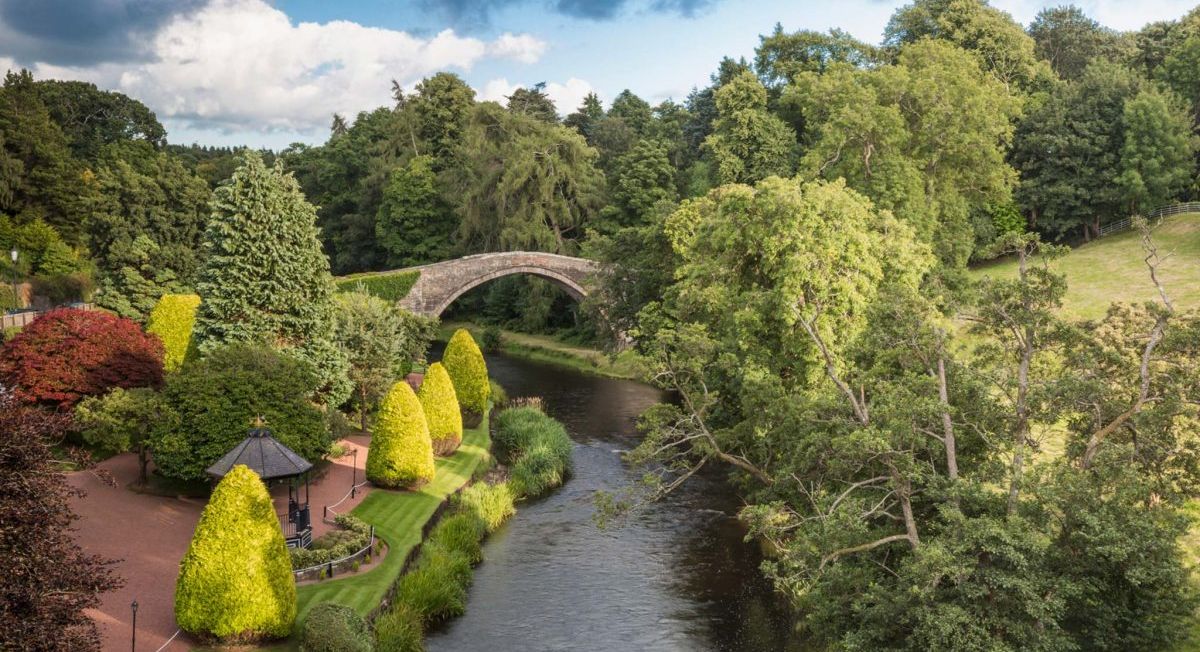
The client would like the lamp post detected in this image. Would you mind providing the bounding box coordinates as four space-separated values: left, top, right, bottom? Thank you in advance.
8 248 16 311
130 600 138 651
351 448 358 498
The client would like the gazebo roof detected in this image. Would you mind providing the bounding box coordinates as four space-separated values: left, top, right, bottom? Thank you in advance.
205 427 313 481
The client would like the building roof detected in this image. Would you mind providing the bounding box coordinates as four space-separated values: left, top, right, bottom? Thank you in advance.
205 427 313 481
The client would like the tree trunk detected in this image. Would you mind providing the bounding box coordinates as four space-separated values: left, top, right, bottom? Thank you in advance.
360 386 369 435
937 355 959 485
137 444 148 486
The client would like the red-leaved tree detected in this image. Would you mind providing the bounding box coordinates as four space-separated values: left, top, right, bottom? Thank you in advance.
0 391 123 649
0 308 164 407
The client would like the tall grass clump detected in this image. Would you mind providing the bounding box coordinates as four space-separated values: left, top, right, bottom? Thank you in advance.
427 512 486 564
373 602 423 652
393 545 473 624
493 406 573 499
453 483 515 533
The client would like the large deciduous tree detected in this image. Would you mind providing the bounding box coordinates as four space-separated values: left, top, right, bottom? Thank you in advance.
375 154 455 267
703 70 794 185
451 102 604 254
333 289 435 434
1118 87 1197 212
0 393 122 650
193 151 350 405
1028 5 1127 81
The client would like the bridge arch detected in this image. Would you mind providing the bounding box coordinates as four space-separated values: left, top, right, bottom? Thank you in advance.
397 252 601 318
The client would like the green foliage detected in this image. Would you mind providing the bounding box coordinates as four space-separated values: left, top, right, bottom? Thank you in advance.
193 151 349 405
610 139 677 228
74 387 171 457
375 156 454 267
703 70 795 185
373 603 424 652
87 145 211 320
450 102 604 253
506 82 559 123
493 406 573 499
442 328 490 414
151 344 328 481
366 381 435 488
480 324 501 352
452 482 515 533
174 464 295 642
334 290 435 432
1029 5 1128 81
300 603 373 652
393 544 472 624
427 512 486 564
487 379 508 407
1118 86 1196 212
334 271 420 301
755 24 881 85
146 293 200 372
289 515 373 570
418 362 463 455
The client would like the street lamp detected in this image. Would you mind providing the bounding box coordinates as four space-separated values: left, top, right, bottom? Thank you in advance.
8 248 17 311
130 600 138 651
351 448 359 498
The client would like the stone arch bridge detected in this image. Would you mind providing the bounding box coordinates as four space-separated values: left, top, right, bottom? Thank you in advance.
397 251 602 318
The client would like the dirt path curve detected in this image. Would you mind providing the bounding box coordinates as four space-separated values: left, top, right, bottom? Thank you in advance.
68 435 372 651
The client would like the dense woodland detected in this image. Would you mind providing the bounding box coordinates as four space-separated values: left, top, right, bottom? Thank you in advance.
4 0 1200 649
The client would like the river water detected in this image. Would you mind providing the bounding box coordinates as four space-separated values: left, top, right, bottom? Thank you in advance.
424 350 803 652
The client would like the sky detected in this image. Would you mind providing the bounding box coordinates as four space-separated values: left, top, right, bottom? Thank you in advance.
0 0 1196 149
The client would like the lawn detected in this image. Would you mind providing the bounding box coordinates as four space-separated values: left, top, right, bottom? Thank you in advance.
293 410 491 623
969 213 1200 319
440 320 647 380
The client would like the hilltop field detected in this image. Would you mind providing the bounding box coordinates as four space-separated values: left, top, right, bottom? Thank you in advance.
970 214 1200 319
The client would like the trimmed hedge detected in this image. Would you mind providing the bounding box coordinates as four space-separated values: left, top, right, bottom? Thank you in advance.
367 381 435 488
418 362 462 456
493 406 573 499
174 465 295 642
300 603 373 652
452 482 515 533
290 514 373 570
373 603 423 652
146 293 200 372
334 271 420 301
442 329 489 414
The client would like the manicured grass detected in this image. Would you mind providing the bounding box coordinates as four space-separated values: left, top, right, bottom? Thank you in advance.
970 213 1200 320
439 321 646 380
292 410 491 625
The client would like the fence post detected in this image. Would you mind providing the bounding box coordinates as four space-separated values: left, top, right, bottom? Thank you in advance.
328 561 334 578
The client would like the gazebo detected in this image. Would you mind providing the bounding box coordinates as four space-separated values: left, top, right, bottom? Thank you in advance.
206 424 314 549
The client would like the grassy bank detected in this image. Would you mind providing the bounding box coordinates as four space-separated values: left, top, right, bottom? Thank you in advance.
969 213 1200 319
438 321 646 381
371 404 572 651
291 409 491 624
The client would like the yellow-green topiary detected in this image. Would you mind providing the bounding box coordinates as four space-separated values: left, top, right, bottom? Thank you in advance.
442 328 490 415
419 362 463 456
367 381 435 488
146 293 201 372
174 464 295 642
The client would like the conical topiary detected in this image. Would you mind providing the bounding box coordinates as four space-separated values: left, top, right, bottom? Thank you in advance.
442 328 490 415
419 362 463 456
146 294 201 372
367 381 435 488
174 464 295 642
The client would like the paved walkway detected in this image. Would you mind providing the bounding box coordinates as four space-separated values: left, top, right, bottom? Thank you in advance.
69 435 372 651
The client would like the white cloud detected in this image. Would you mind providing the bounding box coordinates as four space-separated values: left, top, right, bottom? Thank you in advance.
478 76 596 115
14 0 546 141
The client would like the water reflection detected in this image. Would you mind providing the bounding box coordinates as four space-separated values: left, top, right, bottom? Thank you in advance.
424 348 801 652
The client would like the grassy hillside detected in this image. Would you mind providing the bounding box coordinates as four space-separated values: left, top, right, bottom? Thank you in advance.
969 214 1200 319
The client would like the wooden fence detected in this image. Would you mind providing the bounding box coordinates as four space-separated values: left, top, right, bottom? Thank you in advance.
1098 202 1200 238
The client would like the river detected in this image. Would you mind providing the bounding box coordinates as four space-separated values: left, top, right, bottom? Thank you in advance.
424 349 803 652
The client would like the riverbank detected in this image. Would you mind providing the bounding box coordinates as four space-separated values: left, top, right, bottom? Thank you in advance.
437 321 646 381
231 411 494 651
